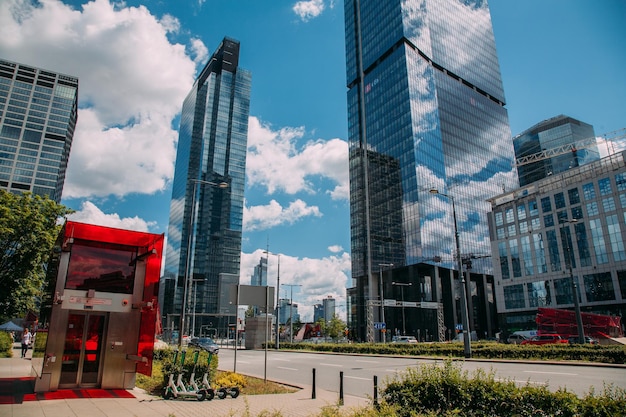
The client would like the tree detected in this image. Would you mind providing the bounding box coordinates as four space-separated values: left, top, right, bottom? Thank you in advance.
325 314 347 340
0 191 73 321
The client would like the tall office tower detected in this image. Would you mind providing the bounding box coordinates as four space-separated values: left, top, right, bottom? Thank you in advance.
250 257 268 287
0 59 78 203
345 0 517 341
323 296 336 321
160 38 251 339
514 115 599 186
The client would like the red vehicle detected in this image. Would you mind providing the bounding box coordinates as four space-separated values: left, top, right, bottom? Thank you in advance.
520 334 568 346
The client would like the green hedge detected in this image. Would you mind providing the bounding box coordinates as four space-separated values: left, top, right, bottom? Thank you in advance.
381 360 626 417
273 341 626 364
0 332 12 358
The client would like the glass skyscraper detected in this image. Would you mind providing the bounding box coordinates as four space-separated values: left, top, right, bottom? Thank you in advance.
160 38 251 339
345 0 517 341
514 115 599 187
0 59 78 203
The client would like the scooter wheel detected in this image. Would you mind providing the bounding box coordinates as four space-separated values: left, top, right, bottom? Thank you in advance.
205 388 215 401
196 390 207 401
216 388 227 399
229 387 240 398
163 389 173 400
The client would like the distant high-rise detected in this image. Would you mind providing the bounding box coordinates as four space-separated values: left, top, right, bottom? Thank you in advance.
0 59 78 203
160 38 251 338
250 257 268 287
323 296 336 321
514 115 599 186
345 0 517 341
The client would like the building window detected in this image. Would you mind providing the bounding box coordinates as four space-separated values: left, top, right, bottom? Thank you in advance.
598 178 612 196
495 211 503 226
589 218 609 264
504 284 525 309
554 278 574 305
497 227 505 239
574 223 592 267
586 201 599 216
517 204 526 220
583 272 615 302
527 281 551 307
521 235 533 276
499 241 510 280
568 188 580 205
583 183 596 200
617 271 626 299
546 230 561 272
65 240 137 294
505 207 514 223
541 197 552 213
510 239 521 278
544 214 554 228
529 200 538 217
602 197 616 212
534 233 547 273
554 192 566 209
616 173 626 191
606 214 626 261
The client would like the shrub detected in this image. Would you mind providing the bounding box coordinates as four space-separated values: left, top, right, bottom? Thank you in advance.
380 360 626 417
0 332 12 358
214 371 247 389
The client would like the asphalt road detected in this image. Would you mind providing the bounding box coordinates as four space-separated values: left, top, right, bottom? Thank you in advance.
216 348 626 398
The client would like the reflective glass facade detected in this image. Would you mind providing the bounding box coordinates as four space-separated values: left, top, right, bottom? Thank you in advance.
160 38 251 338
345 0 516 340
514 115 599 186
0 59 78 203
489 152 626 332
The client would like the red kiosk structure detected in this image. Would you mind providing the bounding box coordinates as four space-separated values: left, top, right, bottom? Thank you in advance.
33 221 164 392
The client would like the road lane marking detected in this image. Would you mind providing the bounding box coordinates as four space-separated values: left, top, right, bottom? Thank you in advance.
523 371 577 376
320 363 343 367
277 366 298 371
273 358 292 362
345 376 371 381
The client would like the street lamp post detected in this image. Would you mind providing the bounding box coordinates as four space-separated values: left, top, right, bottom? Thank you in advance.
560 219 586 344
429 188 471 358
264 251 281 349
178 179 229 348
283 284 302 343
378 263 393 342
392 282 412 335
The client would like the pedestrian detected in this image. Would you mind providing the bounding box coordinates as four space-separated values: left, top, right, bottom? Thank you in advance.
21 327 32 358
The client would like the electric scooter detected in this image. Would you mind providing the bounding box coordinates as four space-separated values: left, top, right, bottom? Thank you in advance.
199 352 239 399
163 350 207 401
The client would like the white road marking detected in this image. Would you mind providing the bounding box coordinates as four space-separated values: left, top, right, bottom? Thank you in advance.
523 371 577 376
320 363 343 367
344 376 371 381
277 366 298 371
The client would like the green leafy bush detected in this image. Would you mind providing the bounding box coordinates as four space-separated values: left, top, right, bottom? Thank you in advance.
0 332 12 358
380 360 626 417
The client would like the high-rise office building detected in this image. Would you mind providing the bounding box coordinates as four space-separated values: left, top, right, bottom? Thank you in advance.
323 296 336 321
345 0 517 341
250 257 268 287
0 59 78 203
160 38 251 339
514 115 599 186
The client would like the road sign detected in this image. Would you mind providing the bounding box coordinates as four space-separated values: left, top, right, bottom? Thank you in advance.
374 322 386 330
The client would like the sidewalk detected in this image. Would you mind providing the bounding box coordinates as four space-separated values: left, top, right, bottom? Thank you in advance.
0 345 370 417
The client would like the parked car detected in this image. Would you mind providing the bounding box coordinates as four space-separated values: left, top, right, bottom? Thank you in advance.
507 334 528 345
188 337 219 354
567 336 599 345
520 334 568 346
391 336 418 344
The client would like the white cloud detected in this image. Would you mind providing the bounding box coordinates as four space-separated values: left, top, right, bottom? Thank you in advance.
66 200 155 232
240 249 351 321
246 117 349 198
0 0 200 198
328 245 343 253
293 0 325 22
243 199 322 232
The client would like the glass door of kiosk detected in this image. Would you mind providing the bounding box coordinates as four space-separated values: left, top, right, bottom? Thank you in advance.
59 313 107 388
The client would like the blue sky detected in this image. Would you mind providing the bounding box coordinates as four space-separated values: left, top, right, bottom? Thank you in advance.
1 0 624 321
